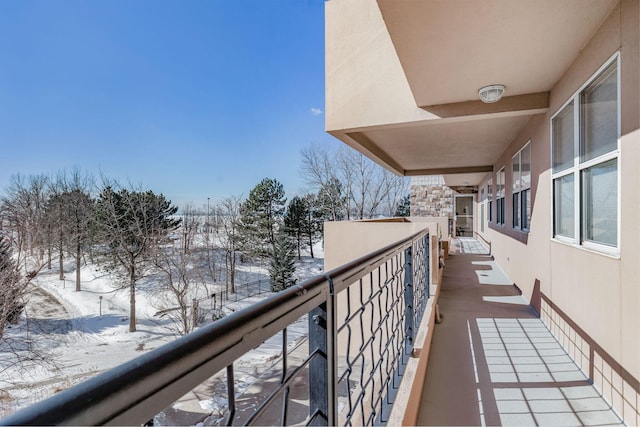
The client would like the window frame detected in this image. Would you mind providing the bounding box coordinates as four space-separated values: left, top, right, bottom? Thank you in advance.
496 167 505 226
512 141 531 232
487 178 493 223
550 52 621 256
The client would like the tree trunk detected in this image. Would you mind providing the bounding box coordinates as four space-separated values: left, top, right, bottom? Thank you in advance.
129 263 136 332
75 242 81 292
230 252 236 294
59 245 64 281
308 232 314 259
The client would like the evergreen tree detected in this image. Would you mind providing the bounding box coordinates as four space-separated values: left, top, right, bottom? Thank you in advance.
95 186 181 332
284 196 307 259
394 194 411 217
239 178 286 257
269 231 296 292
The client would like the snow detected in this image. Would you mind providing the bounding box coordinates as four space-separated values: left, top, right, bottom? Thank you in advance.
0 239 324 421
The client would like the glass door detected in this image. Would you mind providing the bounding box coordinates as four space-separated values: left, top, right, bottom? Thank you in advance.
454 195 474 237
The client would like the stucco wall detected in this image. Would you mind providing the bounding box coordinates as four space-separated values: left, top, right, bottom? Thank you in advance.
475 0 640 388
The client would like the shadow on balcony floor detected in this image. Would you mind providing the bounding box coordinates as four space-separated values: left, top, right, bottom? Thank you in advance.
417 250 623 426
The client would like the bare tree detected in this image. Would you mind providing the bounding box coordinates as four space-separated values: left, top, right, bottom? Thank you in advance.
153 245 203 336
180 204 200 255
0 238 29 340
301 143 409 220
219 196 242 294
1 174 50 271
46 169 95 291
300 143 346 220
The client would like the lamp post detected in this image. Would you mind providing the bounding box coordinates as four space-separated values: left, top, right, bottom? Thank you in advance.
207 197 210 233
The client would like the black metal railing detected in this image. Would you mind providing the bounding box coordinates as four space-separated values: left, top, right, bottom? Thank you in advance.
1 230 431 426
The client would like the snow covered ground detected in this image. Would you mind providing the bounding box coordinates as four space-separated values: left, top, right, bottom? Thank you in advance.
0 241 324 421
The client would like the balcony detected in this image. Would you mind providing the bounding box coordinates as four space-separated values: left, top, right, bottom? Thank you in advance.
1 216 624 426
1 220 440 426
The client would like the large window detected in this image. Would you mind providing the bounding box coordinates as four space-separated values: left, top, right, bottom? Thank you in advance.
551 55 619 253
496 168 505 225
512 142 531 231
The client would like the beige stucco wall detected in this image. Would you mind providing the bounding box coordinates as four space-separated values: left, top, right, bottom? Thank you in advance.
324 219 431 271
325 0 435 132
475 0 640 381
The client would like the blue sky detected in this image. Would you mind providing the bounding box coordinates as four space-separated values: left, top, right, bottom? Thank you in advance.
0 0 338 208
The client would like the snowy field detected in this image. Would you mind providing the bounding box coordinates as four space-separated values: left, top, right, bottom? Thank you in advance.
0 241 324 422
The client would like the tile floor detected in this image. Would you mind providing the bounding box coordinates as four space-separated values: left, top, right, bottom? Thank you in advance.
474 317 623 426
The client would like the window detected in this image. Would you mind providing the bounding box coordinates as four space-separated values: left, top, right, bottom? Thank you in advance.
496 168 505 225
480 186 486 232
512 142 531 231
487 179 493 222
551 55 619 253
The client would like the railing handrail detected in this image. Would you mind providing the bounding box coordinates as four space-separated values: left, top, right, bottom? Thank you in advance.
1 229 430 426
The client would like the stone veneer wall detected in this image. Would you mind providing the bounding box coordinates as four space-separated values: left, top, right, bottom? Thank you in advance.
410 176 454 219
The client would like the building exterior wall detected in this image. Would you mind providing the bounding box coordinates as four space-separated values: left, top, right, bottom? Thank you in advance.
473 2 640 422
326 0 639 422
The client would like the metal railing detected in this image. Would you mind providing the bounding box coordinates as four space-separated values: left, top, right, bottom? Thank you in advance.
1 230 430 426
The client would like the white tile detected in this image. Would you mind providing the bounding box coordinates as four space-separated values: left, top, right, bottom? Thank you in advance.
561 385 600 399
511 356 543 364
484 349 508 357
576 409 623 426
499 413 536 426
489 364 515 373
505 343 535 350
508 350 539 357
503 337 531 344
547 363 580 373
529 399 573 413
537 348 567 356
569 397 613 412
514 364 548 373
501 332 527 338
552 371 587 382
491 372 518 382
497 399 530 413
535 342 563 349
523 388 564 400
533 412 582 426
482 343 505 350
494 388 524 400
486 356 511 365
518 372 554 382
543 355 573 364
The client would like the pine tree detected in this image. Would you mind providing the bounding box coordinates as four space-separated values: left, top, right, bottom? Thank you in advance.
395 194 411 217
284 196 307 259
95 186 181 332
239 178 286 257
269 231 296 292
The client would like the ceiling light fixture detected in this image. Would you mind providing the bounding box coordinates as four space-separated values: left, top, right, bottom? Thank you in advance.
478 84 505 103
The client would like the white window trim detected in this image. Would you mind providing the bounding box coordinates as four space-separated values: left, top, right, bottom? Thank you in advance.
550 52 621 257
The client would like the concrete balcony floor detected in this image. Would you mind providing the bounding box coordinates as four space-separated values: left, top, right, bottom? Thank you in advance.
417 239 624 426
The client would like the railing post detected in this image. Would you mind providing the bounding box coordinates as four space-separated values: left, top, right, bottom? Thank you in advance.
425 234 430 298
309 277 337 427
404 246 414 350
309 303 329 426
